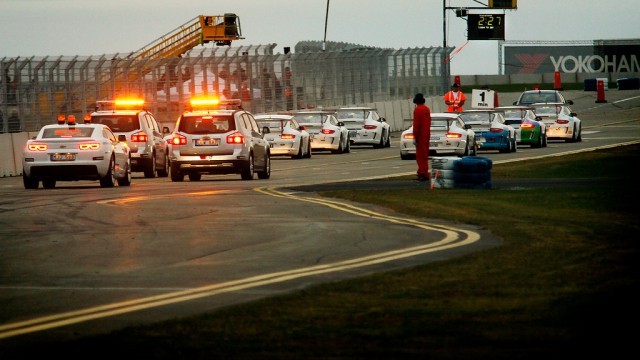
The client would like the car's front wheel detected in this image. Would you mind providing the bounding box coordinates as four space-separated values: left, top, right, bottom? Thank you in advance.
117 156 132 186
100 156 116 188
241 153 254 180
257 153 271 179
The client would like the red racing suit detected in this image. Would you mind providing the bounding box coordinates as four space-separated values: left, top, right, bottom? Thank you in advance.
413 104 432 178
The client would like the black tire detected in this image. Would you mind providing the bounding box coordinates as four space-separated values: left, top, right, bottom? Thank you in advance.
532 131 543 148
470 139 477 156
188 173 202 181
156 153 169 177
384 132 391 148
241 153 254 180
293 142 304 159
144 154 156 178
400 153 414 160
117 157 132 186
542 131 548 147
170 161 184 182
42 179 56 189
511 137 517 153
303 139 312 158
23 172 39 189
576 127 582 142
100 156 116 188
257 153 271 179
344 135 351 153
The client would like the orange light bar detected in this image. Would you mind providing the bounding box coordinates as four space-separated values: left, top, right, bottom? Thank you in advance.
57 114 66 124
67 115 77 125
84 114 92 123
115 98 145 107
190 98 220 107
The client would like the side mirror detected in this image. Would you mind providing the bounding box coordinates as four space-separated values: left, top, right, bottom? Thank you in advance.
570 112 577 117
380 117 386 122
338 121 345 126
464 124 472 130
262 126 270 134
117 135 127 142
299 125 306 131
163 126 170 134
567 100 574 105
512 101 517 105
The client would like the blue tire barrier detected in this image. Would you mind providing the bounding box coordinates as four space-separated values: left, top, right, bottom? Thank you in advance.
617 77 640 90
453 170 491 184
454 156 493 173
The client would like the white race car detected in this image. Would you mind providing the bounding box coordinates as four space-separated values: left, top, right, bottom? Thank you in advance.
22 115 132 189
335 107 391 148
530 102 582 142
254 113 311 159
293 110 350 154
400 112 476 159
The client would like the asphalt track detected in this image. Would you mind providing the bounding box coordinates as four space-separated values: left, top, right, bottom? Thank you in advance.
0 89 639 350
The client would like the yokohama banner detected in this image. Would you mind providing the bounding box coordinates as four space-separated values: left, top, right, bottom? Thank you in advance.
504 43 640 74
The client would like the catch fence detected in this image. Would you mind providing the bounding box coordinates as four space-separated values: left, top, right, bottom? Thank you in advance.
1 42 451 133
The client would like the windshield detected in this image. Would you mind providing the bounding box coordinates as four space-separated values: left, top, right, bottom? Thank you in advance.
91 115 139 132
178 115 235 134
336 110 367 121
460 112 491 125
42 127 95 138
519 91 559 104
255 119 286 132
295 114 324 124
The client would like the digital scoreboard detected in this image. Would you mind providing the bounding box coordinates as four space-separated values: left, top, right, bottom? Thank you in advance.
467 14 505 40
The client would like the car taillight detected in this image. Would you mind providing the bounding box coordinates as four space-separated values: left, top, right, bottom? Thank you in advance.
27 144 48 151
446 133 461 139
363 125 377 130
131 132 148 142
79 143 101 150
521 123 534 129
227 132 244 144
490 128 503 133
403 133 415 140
171 135 187 145
322 129 335 134
280 134 296 139
556 119 570 124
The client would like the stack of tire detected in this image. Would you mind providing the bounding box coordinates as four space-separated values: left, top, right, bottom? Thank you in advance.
431 156 492 189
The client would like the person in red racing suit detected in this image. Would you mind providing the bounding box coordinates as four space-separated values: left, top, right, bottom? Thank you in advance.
412 93 432 182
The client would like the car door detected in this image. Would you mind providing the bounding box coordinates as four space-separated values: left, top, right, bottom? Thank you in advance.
244 113 267 168
147 114 167 162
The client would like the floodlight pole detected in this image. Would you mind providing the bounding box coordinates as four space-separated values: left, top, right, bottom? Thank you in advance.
323 0 330 51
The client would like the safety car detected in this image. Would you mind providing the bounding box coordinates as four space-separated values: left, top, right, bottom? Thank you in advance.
22 115 132 189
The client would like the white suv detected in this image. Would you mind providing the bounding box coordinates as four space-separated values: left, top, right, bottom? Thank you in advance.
88 99 169 178
166 98 271 181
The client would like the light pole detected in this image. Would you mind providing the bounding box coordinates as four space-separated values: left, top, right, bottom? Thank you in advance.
323 0 330 51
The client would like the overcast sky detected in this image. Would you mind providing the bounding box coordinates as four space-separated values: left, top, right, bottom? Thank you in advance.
1 0 637 75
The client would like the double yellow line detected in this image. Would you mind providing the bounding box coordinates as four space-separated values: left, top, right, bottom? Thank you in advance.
0 184 481 339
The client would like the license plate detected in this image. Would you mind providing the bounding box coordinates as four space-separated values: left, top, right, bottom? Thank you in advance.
51 153 76 161
196 138 218 146
349 130 357 137
476 137 486 143
430 136 440 140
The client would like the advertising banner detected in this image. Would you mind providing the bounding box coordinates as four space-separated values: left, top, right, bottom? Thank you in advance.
504 44 640 74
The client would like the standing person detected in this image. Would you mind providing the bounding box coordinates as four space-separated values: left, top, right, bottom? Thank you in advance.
413 93 432 182
444 83 466 112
